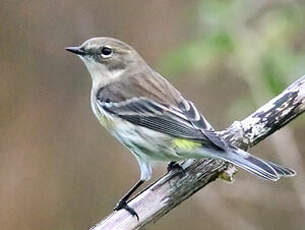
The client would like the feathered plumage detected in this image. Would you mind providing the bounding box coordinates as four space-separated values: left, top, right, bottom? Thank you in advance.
66 37 296 218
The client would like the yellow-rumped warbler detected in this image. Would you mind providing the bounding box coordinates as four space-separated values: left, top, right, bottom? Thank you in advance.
66 37 295 218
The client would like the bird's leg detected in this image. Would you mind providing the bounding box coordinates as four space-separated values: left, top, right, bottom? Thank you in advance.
167 161 185 174
113 179 144 220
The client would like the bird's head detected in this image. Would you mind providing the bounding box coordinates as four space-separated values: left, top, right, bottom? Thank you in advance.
65 37 146 87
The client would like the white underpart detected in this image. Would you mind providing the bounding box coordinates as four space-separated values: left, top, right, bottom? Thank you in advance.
78 55 157 180
92 99 182 181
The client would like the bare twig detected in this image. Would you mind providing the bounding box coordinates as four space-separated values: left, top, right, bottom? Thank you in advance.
90 75 305 230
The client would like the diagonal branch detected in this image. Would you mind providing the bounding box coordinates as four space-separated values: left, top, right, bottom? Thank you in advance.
90 75 305 230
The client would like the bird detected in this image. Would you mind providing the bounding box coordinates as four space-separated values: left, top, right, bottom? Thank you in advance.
65 37 296 219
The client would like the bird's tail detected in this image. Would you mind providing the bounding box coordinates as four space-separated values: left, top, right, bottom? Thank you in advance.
205 146 296 181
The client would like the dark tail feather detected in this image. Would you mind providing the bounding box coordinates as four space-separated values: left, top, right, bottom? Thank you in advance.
209 147 296 181
265 160 296 177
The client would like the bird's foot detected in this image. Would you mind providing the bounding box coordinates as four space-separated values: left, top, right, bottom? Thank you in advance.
167 161 185 176
113 199 139 221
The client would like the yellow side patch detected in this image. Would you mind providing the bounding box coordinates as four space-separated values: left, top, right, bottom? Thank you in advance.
172 138 202 150
98 116 115 129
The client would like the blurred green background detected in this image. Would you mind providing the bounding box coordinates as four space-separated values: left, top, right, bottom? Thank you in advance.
1 0 305 229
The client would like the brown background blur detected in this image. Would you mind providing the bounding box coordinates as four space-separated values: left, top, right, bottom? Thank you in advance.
1 1 305 230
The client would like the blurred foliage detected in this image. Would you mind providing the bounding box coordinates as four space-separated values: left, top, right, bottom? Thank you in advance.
160 32 234 75
160 0 305 96
159 0 305 122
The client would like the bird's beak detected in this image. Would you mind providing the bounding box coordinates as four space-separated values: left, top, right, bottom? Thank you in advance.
65 46 87 56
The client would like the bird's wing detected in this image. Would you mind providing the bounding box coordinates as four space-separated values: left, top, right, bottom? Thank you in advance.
178 100 228 150
97 97 228 149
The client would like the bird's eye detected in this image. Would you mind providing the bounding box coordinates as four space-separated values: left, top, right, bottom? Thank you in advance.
101 46 113 57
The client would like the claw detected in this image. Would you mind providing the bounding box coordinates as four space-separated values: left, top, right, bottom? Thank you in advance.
167 161 185 174
114 199 139 221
